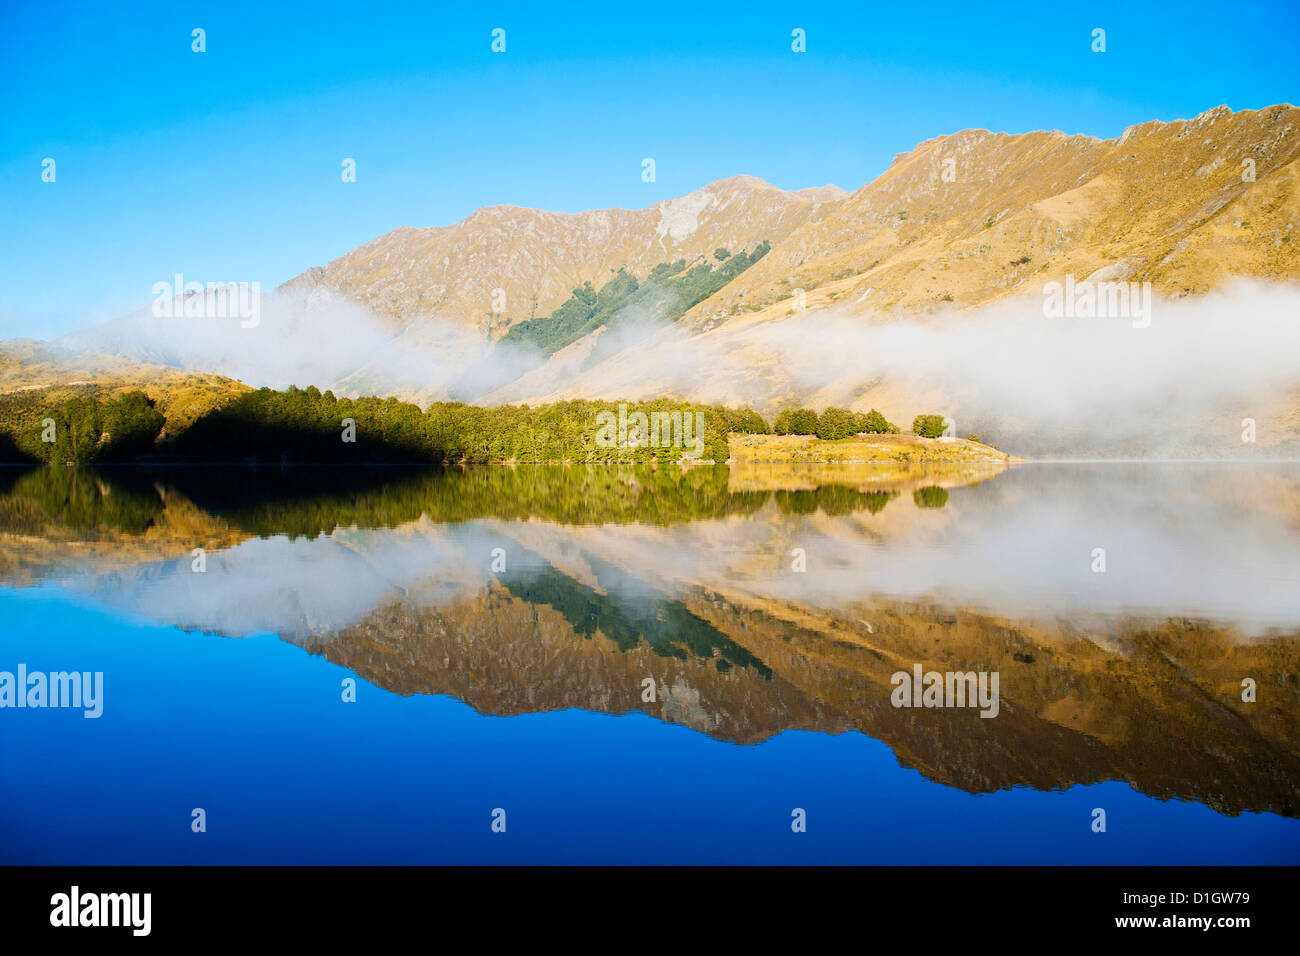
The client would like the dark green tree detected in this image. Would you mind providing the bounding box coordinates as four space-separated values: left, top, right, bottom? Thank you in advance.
773 407 819 435
912 414 948 438
815 407 856 440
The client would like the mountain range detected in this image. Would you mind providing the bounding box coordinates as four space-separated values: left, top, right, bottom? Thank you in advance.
8 103 1300 455
290 102 1300 332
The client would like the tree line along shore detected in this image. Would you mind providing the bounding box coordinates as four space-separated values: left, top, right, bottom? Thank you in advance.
0 384 996 465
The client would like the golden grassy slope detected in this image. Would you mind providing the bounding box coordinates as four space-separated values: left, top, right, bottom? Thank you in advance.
727 432 1017 464
0 340 249 438
683 104 1300 328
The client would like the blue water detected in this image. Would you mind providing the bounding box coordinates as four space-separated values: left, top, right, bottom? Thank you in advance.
2 586 1295 865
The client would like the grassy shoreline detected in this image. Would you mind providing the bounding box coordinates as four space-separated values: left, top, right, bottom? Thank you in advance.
728 432 1020 464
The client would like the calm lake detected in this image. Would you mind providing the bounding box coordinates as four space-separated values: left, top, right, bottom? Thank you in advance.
1 461 1297 864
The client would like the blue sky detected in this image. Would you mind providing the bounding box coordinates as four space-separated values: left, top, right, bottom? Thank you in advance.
1 0 1297 339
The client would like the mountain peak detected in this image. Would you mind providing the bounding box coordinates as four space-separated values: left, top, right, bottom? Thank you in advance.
286 173 834 332
701 173 779 191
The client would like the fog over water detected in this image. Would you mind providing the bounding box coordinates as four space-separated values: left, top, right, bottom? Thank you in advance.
55 464 1300 639
57 280 1300 456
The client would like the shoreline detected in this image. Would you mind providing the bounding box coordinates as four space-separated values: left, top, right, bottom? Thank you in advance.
727 432 1023 465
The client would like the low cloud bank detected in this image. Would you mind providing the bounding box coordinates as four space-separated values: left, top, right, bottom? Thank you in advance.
59 284 546 403
536 280 1300 456
56 279 1300 456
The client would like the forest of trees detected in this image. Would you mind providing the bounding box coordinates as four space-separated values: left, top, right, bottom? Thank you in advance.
0 389 165 464
500 241 773 357
773 406 898 439
63 386 771 465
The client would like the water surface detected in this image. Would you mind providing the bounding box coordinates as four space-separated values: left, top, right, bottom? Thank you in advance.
1 462 1297 863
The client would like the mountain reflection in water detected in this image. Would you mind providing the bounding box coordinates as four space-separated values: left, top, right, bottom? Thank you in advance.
2 461 1298 821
